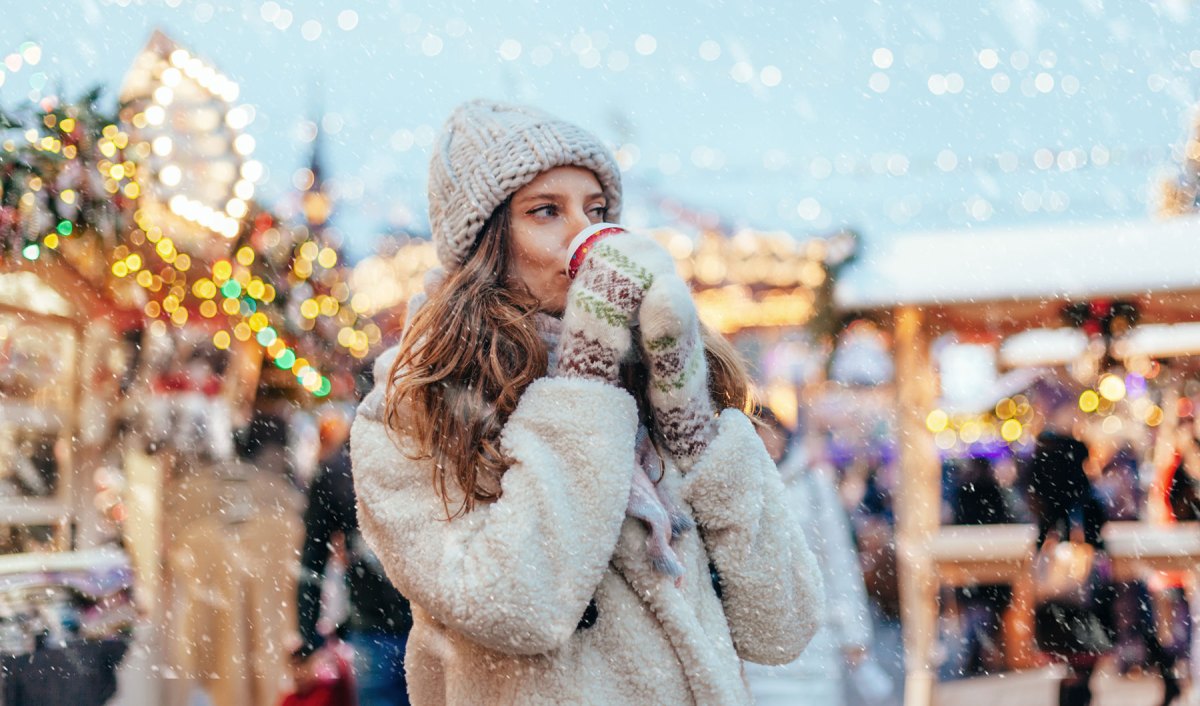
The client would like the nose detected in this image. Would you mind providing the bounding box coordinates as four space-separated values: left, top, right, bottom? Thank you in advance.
565 207 591 240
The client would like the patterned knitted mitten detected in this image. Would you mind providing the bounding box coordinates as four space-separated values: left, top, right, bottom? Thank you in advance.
555 234 676 385
638 274 718 471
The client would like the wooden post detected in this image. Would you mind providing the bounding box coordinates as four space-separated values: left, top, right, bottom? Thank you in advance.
893 306 940 706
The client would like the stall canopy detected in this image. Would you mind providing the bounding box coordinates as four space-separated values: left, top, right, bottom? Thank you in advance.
835 215 1200 334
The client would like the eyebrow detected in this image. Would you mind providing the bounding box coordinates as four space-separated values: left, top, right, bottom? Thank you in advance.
514 191 607 206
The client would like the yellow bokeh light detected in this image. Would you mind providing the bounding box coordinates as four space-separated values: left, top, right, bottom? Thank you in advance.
291 357 310 375
1146 405 1164 427
125 253 142 271
1000 419 1022 442
213 260 233 281
199 300 218 318
246 280 265 299
222 298 240 315
1098 374 1126 402
1079 390 1100 413
213 330 231 349
136 270 154 288
193 279 216 299
995 398 1016 420
299 241 319 261
925 409 948 433
350 292 372 314
236 247 255 266
44 233 59 249
317 247 338 269
233 322 252 341
934 429 957 450
170 308 188 326
262 284 276 303
175 254 191 271
959 421 982 444
248 312 269 331
111 261 129 277
123 182 141 199
144 301 162 318
300 299 320 319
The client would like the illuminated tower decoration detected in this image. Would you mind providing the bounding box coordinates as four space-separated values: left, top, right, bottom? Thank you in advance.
118 30 260 261
1159 108 1200 216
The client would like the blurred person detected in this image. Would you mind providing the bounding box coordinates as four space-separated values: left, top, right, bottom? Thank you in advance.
746 408 882 706
167 413 304 706
1142 407 1200 705
950 456 1014 676
1085 429 1161 678
1026 398 1114 706
350 100 822 705
293 406 413 706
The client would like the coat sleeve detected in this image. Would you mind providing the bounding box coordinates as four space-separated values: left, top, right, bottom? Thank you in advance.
682 409 825 665
351 376 638 655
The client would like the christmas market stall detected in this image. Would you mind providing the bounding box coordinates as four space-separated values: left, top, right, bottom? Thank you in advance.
0 31 379 704
833 214 1200 706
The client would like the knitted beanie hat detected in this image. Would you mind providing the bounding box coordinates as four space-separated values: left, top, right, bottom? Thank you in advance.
428 99 623 269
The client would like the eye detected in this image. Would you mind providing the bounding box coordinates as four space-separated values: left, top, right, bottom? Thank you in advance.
528 204 559 218
589 205 608 218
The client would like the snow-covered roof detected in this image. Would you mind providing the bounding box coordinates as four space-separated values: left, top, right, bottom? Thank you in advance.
1112 322 1200 360
999 328 1088 368
834 216 1200 311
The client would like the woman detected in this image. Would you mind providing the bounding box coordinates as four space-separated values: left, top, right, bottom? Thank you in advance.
351 100 822 706
744 410 875 706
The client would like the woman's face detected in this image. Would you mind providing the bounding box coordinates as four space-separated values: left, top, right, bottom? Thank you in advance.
507 166 609 314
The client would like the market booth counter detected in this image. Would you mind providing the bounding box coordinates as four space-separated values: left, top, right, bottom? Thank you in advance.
833 215 1200 706
0 263 140 703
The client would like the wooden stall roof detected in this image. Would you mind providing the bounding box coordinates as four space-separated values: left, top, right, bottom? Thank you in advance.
833 215 1200 334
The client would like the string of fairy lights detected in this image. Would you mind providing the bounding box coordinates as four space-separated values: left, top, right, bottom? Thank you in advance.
2 38 379 398
924 366 1168 454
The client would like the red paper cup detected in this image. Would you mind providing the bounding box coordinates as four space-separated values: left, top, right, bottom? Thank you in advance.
565 222 627 280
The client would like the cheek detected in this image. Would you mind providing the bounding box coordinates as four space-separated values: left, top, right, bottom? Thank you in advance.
517 226 567 272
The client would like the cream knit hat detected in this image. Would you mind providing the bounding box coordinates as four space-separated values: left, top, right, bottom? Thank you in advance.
428 99 623 269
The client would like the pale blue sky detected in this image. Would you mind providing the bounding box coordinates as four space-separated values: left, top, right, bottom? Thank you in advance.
5 0 1199 259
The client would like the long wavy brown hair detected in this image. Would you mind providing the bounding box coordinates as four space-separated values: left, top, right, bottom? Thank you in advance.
385 200 753 518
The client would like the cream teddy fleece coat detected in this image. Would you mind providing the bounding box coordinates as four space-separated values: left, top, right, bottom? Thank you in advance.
351 350 824 706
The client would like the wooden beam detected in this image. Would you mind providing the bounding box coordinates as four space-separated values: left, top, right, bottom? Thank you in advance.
893 306 941 706
855 289 1200 339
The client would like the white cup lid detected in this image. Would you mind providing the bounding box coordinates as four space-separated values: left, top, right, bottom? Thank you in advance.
564 222 626 275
